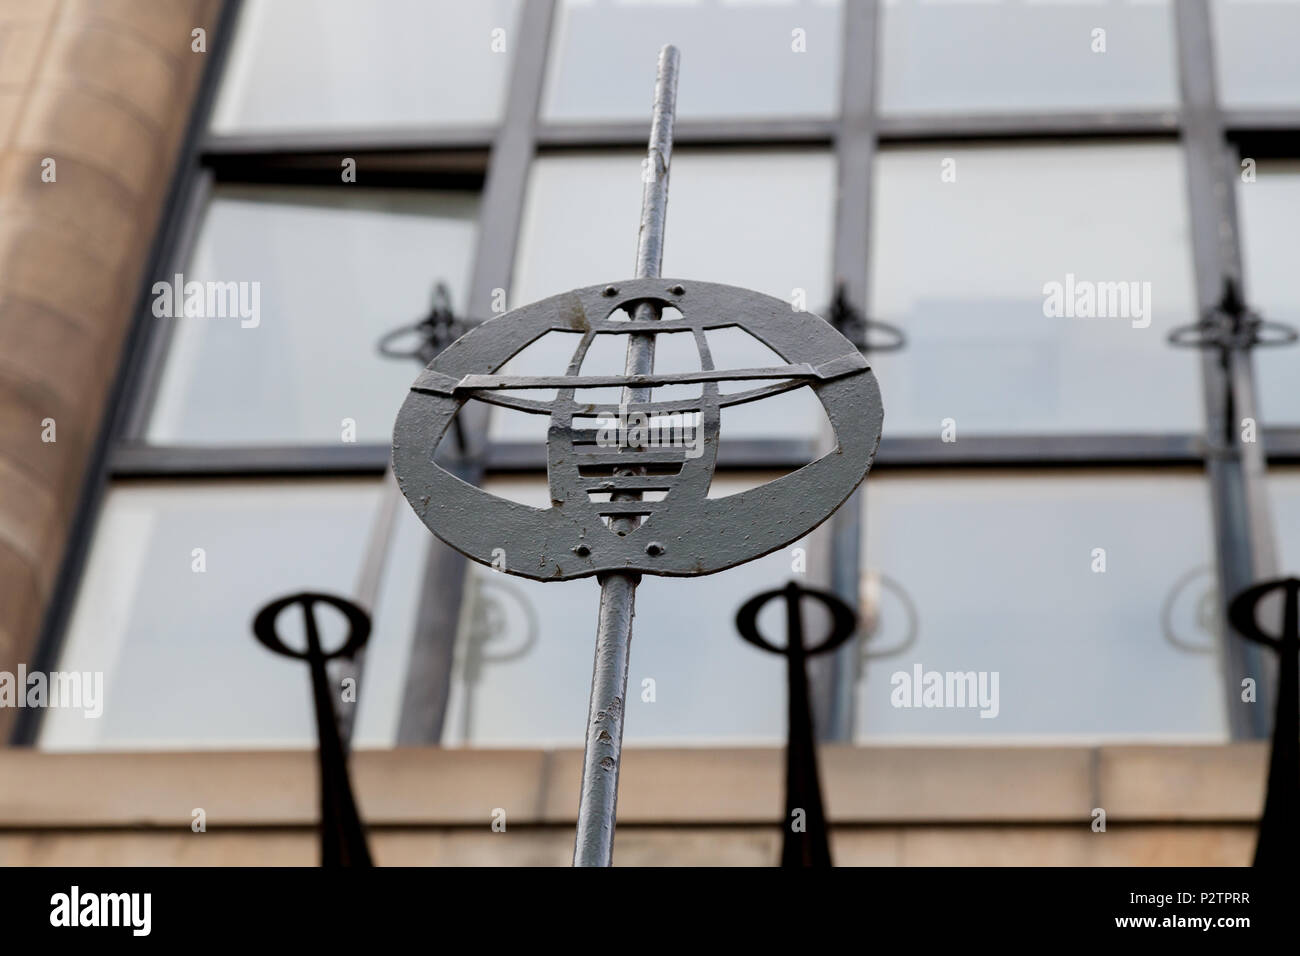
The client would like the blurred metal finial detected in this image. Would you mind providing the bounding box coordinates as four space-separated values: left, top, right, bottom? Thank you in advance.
252 593 373 867
736 581 857 867
828 283 905 354
1168 277 1297 354
1227 577 1300 867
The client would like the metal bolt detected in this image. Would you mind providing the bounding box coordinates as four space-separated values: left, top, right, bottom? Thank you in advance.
645 542 665 556
602 285 619 297
668 284 685 296
573 543 592 557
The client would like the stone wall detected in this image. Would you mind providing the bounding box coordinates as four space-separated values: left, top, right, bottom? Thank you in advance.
0 0 222 736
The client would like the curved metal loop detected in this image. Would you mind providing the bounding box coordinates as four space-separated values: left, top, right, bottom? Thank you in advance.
1168 278 1299 353
1159 565 1218 655
377 322 433 360
465 574 540 667
826 284 906 354
858 317 907 353
377 281 473 364
252 592 371 662
859 570 920 664
1228 576 1300 650
735 581 857 658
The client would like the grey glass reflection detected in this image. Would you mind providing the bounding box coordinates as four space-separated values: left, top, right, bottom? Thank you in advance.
443 475 813 746
211 0 520 131
40 480 428 750
855 471 1226 740
544 0 842 122
1212 0 1300 109
879 0 1178 114
1235 160 1300 426
146 187 478 446
1271 469 1300 571
869 142 1201 436
499 149 835 441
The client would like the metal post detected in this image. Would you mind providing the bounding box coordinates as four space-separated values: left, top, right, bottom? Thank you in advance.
333 468 403 750
573 45 679 868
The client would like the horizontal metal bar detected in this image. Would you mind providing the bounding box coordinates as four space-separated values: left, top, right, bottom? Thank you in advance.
874 433 1206 467
592 501 656 516
204 149 488 189
448 364 821 392
584 476 672 492
103 429 1300 481
574 448 687 467
1224 109 1300 133
537 117 836 149
876 110 1180 143
202 126 498 156
485 438 819 472
109 443 392 477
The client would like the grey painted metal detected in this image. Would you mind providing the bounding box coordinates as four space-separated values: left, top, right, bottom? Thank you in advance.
821 0 879 743
577 45 678 868
1175 0 1277 739
202 125 498 156
875 110 1179 142
392 278 880 580
109 442 392 476
538 117 835 149
395 0 557 744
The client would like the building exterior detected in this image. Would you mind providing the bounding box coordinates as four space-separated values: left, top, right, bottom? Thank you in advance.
1 0 1298 865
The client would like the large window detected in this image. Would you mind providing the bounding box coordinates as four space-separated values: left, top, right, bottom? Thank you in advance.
211 0 522 131
879 0 1179 115
34 0 1300 750
870 141 1200 437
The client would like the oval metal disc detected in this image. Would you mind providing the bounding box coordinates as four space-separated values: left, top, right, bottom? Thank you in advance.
392 278 883 581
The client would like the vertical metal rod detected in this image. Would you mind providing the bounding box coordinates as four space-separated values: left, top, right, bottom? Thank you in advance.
334 469 403 751
573 45 679 868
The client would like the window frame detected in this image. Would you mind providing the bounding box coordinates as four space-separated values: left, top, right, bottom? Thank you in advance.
19 0 1300 746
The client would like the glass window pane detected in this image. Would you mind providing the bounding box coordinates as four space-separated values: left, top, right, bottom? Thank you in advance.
544 0 842 122
1212 0 1300 109
1272 468 1300 570
211 0 521 132
1235 159 1300 426
856 471 1226 740
146 187 478 446
443 474 815 746
879 0 1178 115
869 142 1201 436
499 149 835 441
40 480 430 750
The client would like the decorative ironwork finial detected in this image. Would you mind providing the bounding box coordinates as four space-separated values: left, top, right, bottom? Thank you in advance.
1169 277 1298 354
1228 577 1300 867
736 581 857 867
390 46 883 867
827 283 905 354
252 592 374 867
